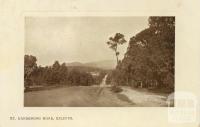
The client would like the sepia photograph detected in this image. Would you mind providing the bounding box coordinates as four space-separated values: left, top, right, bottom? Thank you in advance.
24 16 175 107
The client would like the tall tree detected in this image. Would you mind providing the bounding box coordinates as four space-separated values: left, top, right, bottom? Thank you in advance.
110 17 175 89
51 61 61 83
24 55 37 86
106 33 126 65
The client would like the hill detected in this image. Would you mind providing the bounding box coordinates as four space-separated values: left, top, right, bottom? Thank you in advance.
66 60 116 70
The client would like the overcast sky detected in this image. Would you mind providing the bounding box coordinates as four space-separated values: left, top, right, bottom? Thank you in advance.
25 17 148 66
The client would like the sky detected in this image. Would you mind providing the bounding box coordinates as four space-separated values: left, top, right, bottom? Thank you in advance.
25 17 149 66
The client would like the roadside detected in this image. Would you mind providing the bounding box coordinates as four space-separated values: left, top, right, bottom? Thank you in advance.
120 86 170 107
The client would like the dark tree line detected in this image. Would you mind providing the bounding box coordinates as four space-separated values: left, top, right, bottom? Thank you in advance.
106 17 175 90
24 55 106 88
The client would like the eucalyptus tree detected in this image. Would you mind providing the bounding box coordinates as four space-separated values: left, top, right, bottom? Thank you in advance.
106 33 127 65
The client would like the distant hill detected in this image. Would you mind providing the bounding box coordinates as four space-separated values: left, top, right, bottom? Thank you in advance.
66 62 83 67
84 60 116 70
66 60 116 70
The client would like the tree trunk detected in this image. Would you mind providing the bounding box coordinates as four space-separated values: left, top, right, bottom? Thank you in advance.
116 54 119 64
115 46 119 65
141 82 143 88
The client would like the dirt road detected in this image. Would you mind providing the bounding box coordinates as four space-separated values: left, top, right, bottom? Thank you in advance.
24 86 169 107
24 86 133 107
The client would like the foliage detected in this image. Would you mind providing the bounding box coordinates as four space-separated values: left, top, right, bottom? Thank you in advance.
24 55 98 87
106 33 126 64
24 55 37 86
109 17 175 90
110 86 123 93
67 68 94 86
93 70 107 85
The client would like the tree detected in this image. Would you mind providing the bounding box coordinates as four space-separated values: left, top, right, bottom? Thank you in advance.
59 63 68 83
51 61 62 83
106 33 126 65
109 17 175 90
52 61 60 70
24 55 37 86
24 53 101 88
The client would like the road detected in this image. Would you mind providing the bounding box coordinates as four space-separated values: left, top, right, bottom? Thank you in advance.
24 86 169 107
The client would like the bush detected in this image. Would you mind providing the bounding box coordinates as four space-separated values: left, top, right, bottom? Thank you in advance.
111 86 123 93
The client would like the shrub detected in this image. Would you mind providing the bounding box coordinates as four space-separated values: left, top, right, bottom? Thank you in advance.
111 86 123 93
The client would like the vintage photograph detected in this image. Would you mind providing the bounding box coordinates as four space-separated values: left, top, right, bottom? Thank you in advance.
24 16 175 107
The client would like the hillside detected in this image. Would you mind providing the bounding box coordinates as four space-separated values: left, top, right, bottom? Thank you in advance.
109 17 175 90
66 60 116 70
